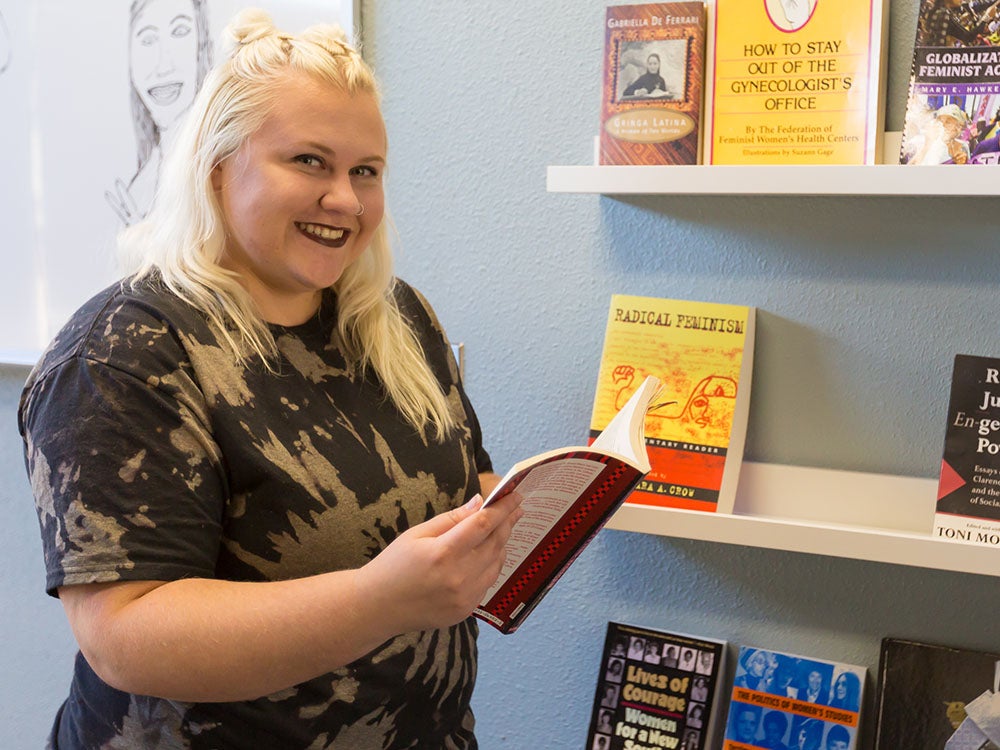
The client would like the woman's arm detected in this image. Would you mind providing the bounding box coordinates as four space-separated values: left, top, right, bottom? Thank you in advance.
59 490 522 704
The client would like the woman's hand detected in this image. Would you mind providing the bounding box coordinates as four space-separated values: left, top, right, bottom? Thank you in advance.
358 490 523 633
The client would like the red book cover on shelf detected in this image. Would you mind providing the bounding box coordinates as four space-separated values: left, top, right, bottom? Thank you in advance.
600 2 707 165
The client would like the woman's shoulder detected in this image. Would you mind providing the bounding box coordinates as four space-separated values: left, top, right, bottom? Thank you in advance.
30 276 211 383
391 278 444 333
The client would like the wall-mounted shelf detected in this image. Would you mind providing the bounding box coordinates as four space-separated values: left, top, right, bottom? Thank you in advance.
0 350 41 367
546 164 1000 197
606 462 1000 578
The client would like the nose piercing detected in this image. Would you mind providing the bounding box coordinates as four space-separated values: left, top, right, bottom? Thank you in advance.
355 203 365 216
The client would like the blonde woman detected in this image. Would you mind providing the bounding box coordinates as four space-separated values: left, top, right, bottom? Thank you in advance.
20 9 520 748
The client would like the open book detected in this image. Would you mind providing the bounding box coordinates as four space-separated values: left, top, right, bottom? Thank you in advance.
474 375 661 634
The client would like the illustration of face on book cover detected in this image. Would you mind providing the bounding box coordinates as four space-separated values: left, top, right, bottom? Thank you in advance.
589 297 753 512
724 645 865 750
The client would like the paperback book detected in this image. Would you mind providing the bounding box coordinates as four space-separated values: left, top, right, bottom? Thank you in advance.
900 0 1000 165
585 621 728 750
724 645 866 750
875 637 1000 749
474 376 661 634
935 354 1000 548
589 295 755 514
599 2 708 165
703 0 889 164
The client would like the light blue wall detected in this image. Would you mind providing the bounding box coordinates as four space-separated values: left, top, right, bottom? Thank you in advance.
4 0 999 747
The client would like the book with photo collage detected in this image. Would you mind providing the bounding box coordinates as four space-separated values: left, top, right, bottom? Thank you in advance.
585 621 728 750
723 644 866 750
900 0 1000 165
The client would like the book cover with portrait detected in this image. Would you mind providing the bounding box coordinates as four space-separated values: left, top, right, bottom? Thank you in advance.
899 0 1000 165
703 0 889 164
934 353 1000 548
585 621 728 750
588 294 755 514
599 2 707 165
723 645 866 750
874 638 1000 749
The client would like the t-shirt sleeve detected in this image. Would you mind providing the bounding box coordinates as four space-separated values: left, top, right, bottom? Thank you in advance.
21 355 227 596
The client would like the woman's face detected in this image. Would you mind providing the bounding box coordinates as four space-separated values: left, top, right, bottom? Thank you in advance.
835 675 847 698
130 0 200 130
748 651 767 676
213 73 386 325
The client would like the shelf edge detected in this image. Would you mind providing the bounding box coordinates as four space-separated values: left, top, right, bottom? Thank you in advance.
603 461 999 577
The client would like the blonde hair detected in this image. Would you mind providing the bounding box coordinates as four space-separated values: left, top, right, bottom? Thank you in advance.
118 9 456 438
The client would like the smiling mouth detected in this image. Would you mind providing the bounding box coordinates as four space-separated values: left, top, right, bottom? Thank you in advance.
297 222 348 247
147 82 183 105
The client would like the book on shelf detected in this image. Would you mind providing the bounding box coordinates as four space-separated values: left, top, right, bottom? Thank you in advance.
702 0 889 165
874 637 1000 750
900 0 1000 165
724 644 866 750
588 294 755 514
585 621 728 750
935 354 1000 549
474 375 661 634
599 2 708 165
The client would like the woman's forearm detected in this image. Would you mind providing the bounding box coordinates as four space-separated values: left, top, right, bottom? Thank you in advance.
63 571 392 703
60 489 522 703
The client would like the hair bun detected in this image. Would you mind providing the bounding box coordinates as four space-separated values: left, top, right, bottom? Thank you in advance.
222 8 276 55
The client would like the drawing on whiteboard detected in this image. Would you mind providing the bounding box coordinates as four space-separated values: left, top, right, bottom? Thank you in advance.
0 11 11 75
106 0 213 225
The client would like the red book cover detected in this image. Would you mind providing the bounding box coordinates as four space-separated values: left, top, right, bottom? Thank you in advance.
474 376 660 634
600 2 707 165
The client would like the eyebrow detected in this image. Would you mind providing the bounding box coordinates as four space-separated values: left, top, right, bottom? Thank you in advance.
134 15 193 34
302 141 386 164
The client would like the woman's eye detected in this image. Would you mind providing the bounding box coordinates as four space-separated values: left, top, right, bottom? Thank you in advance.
350 165 379 177
296 155 323 168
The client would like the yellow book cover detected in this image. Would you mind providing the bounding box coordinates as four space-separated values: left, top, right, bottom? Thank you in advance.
589 295 755 513
703 0 889 164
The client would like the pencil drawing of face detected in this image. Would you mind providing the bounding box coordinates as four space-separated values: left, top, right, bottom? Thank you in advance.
130 0 202 133
109 0 211 225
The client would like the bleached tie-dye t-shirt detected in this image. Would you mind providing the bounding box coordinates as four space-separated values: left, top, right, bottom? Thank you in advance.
19 275 491 749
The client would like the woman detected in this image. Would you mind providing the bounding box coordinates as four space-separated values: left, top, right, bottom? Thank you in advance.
828 671 861 712
735 648 770 690
106 0 213 225
20 9 521 748
792 718 824 750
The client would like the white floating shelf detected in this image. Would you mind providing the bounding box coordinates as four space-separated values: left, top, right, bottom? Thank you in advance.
546 164 1000 197
606 462 1000 578
0 349 42 367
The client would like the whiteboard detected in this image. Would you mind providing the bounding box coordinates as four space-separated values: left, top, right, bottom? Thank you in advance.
0 0 359 365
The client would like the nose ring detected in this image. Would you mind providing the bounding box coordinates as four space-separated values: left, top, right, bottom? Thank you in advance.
355 203 365 217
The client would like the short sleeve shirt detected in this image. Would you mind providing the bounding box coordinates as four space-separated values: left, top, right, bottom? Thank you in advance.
18 276 491 750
